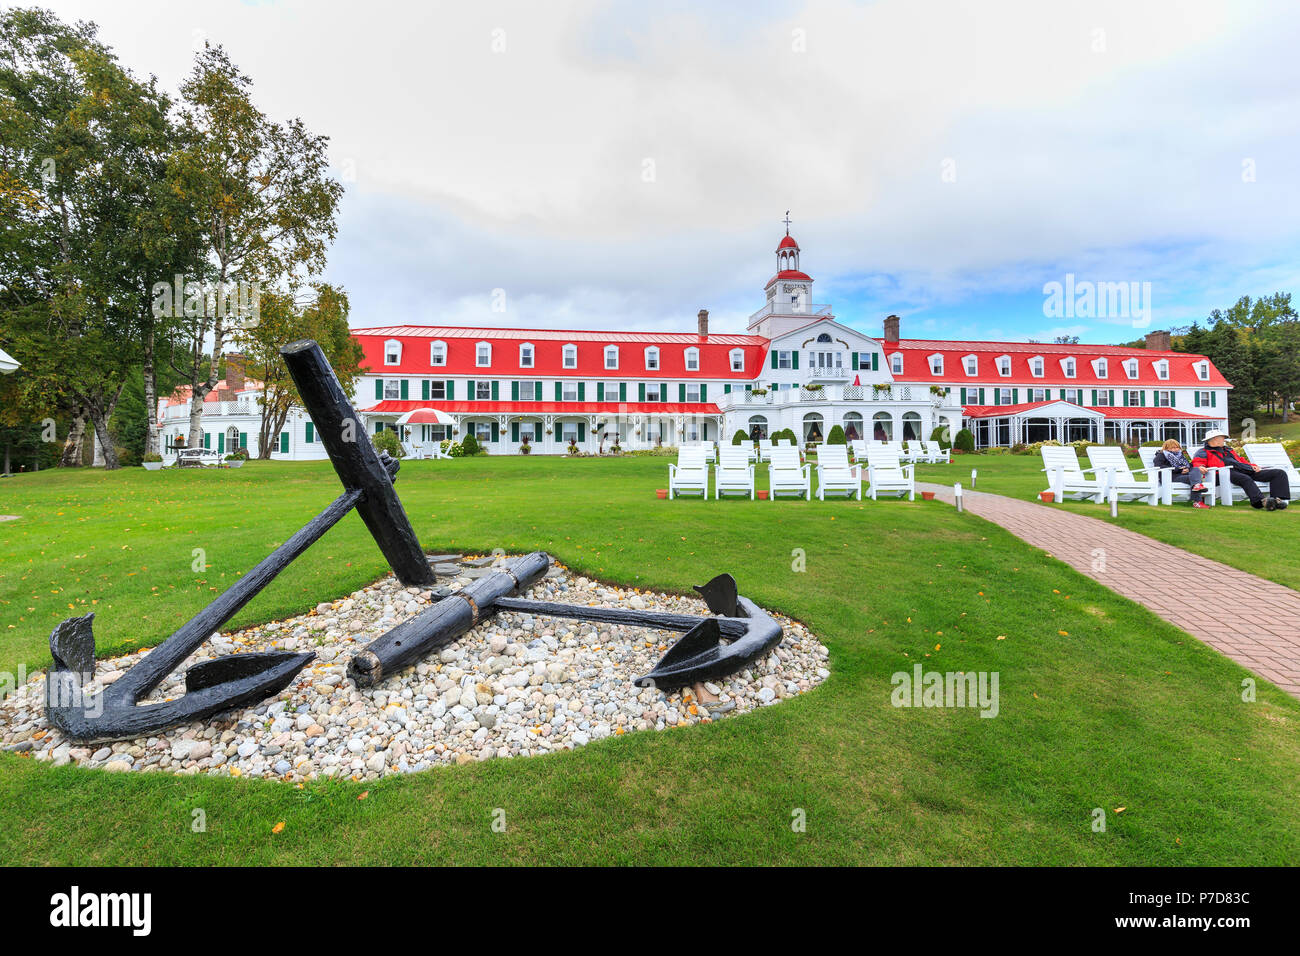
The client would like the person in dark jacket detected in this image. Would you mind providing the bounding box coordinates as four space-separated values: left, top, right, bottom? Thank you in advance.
1191 431 1291 509
1152 439 1207 507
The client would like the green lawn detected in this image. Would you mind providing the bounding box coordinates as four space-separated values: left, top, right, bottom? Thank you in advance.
1256 413 1300 442
1 456 1298 865
914 453 1300 593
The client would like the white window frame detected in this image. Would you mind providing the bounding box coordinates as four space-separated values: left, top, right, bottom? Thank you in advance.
684 347 700 372
1094 390 1112 406
890 353 903 374
1126 389 1142 406
562 344 578 369
429 340 447 366
1125 359 1139 380
383 378 401 400
384 339 402 366
730 349 745 372
475 380 492 401
604 345 619 370
1030 388 1048 402
928 354 944 376
996 355 1012 377
1195 361 1209 381
1029 356 1044 378
1155 359 1169 380
475 342 492 367
645 381 663 402
684 383 701 403
644 346 660 371
428 380 447 401
561 381 579 402
1063 388 1082 405
963 355 978 376
519 343 534 368
1199 390 1212 406
1061 357 1076 378
516 381 536 402
777 350 793 370
1155 389 1173 407
1094 358 1109 378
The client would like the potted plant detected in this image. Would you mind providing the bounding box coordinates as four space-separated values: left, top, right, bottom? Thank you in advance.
224 453 244 469
756 490 769 500
141 453 164 471
1040 491 1055 503
519 436 531 455
567 438 580 456
921 490 936 501
656 488 668 499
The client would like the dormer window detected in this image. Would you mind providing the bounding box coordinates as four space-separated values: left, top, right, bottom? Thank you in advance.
963 355 978 376
476 342 492 367
429 341 446 366
1155 359 1169 380
928 354 944 375
1030 357 1044 378
562 344 577 369
1062 358 1076 378
519 343 534 368
1125 359 1139 379
685 347 700 372
604 345 619 370
1196 361 1209 381
730 349 744 372
1095 358 1109 378
890 353 903 375
997 356 1011 377
645 346 660 371
384 339 402 365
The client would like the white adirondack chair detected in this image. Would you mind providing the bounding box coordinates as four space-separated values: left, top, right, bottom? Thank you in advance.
864 446 915 500
849 439 868 463
1244 443 1300 502
758 439 774 462
903 440 928 464
668 447 709 499
768 445 811 500
1137 446 1215 506
815 444 862 500
1040 446 1105 503
922 441 951 464
1085 446 1159 505
715 446 756 499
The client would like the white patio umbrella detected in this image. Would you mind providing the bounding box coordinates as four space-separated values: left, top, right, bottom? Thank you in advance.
0 347 19 374
395 407 456 426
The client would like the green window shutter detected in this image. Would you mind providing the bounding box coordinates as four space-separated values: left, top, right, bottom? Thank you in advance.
422 379 430 401
700 384 707 402
723 383 731 394
1091 389 1097 405
852 353 859 370
1139 391 1146 406
555 381 563 401
534 422 543 442
1169 391 1176 407
993 390 1000 406
978 388 985 405
203 432 210 449
491 422 499 441
305 422 314 443
1122 391 1129 406
679 383 686 403
619 383 627 402
466 379 475 400
280 432 288 454
596 383 604 401
512 381 519 401
1194 391 1200 408
511 422 519 442
400 379 409 400
491 381 499 401
639 383 646 402
375 378 383 399
577 423 585 442
1012 388 1018 404
959 387 966 404
217 432 225 454
446 380 455 400
375 421 383 435
535 382 542 401
1211 392 1217 408
239 432 247 449
872 353 879 371
792 351 799 370
577 382 585 401
1109 390 1115 405
771 351 778 369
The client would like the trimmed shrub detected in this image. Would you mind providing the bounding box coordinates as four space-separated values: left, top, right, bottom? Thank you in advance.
732 429 749 445
929 425 951 450
460 433 481 457
826 424 846 445
953 428 975 453
371 429 404 459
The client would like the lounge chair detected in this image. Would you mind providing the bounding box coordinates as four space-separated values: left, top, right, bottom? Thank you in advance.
768 445 811 500
815 445 862 500
1137 446 1216 506
758 439 774 462
864 446 915 500
668 447 709 499
921 441 951 464
1084 446 1158 505
1241 443 1300 504
715 446 756 499
1040 446 1105 503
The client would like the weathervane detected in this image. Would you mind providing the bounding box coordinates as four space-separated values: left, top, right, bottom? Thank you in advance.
783 210 792 235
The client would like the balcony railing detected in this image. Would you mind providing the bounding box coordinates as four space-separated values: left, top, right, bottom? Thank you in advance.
746 302 834 325
717 384 948 408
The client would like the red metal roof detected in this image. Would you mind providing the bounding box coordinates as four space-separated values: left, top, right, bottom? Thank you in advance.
360 400 723 416
777 235 799 250
354 327 768 379
962 402 1221 420
890 339 1227 388
765 269 812 284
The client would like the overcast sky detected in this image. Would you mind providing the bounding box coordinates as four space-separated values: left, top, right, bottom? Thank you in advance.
34 0 1300 343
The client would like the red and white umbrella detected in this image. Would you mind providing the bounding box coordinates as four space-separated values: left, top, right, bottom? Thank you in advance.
851 374 861 386
395 407 456 426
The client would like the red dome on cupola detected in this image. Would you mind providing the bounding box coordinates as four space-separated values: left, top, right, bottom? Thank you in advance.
777 234 799 250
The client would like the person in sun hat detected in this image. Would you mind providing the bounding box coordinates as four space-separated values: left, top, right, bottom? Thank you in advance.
1153 438 1208 507
1192 431 1290 510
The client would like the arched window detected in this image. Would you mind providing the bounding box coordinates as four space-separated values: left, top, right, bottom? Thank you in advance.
644 346 660 370
747 415 768 440
684 347 699 371
902 411 922 441
475 342 492 367
802 412 825 444
562 344 577 369
604 345 619 369
816 332 832 343
842 412 863 442
872 411 893 441
430 340 447 366
519 343 535 368
384 339 402 365
890 353 904 374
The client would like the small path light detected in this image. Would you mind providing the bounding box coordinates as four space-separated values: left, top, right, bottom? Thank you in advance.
954 482 963 513
1110 487 1119 518
971 468 977 489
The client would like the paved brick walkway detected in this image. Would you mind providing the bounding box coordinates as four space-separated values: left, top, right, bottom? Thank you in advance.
918 482 1300 698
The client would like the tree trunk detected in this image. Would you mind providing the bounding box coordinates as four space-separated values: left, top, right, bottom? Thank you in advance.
3 442 10 477
142 323 160 458
88 405 120 470
59 408 87 467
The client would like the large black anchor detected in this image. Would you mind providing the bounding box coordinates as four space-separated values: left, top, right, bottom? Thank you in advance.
45 340 437 743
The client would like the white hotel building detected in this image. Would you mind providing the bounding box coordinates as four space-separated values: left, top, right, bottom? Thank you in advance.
160 230 1231 459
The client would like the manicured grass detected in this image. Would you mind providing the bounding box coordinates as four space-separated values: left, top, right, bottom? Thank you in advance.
1256 414 1300 441
914 453 1300 593
1 456 1298 865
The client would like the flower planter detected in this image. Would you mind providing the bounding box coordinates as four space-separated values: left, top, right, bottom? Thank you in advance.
141 461 163 471
226 459 244 469
921 491 935 501
756 490 769 500
655 489 668 499
1040 491 1055 503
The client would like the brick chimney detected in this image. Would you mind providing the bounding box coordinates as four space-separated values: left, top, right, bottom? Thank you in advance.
697 308 709 337
224 352 246 391
883 314 900 343
1144 330 1171 351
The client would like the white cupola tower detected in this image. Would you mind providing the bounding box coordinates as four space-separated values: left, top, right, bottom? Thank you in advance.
749 213 828 337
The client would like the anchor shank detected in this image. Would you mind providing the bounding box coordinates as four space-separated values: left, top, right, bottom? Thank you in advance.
112 487 363 701
492 597 751 638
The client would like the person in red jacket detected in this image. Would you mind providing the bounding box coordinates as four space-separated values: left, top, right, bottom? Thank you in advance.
1192 431 1291 510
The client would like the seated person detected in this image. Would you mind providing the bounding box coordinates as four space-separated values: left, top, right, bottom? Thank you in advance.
1191 431 1291 510
1152 439 1208 507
